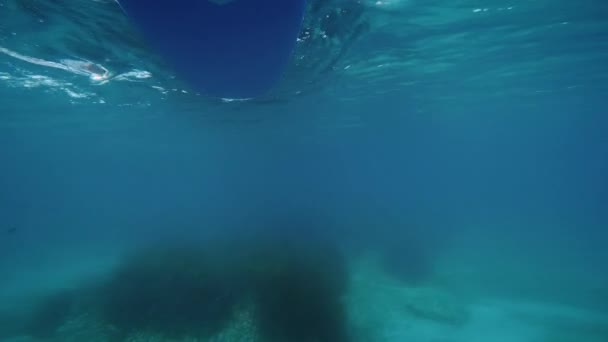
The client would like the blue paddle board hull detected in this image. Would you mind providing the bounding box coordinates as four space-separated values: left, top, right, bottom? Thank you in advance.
119 0 307 98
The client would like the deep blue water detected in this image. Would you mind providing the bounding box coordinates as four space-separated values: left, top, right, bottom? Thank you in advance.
1 0 608 341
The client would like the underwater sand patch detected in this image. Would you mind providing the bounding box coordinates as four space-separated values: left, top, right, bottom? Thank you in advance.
345 256 470 341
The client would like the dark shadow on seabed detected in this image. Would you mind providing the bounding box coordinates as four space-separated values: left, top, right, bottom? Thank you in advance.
3 210 388 342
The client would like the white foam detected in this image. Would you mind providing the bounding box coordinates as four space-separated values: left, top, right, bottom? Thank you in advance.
0 46 110 82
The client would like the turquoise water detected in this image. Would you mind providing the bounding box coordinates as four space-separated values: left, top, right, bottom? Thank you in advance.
1 0 608 341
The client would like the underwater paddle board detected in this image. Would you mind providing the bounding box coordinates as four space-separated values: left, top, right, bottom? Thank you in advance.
118 0 307 99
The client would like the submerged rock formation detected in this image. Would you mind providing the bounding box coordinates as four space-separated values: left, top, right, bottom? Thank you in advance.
11 227 349 342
